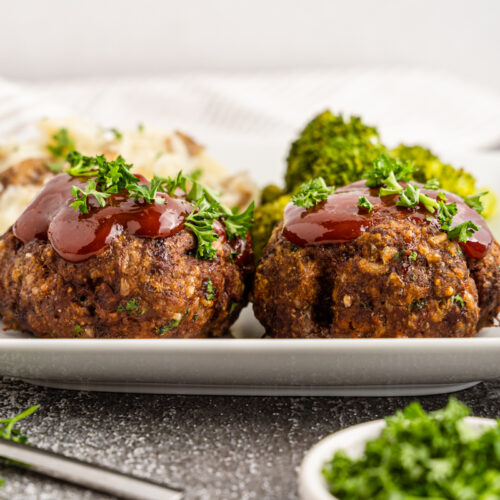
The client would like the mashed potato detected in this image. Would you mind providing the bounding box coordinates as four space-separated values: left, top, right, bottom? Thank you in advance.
0 117 259 234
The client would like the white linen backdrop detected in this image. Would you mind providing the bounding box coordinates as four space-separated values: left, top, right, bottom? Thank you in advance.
0 70 499 187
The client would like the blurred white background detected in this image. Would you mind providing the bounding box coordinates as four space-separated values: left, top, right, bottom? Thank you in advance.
0 0 499 187
1 0 499 91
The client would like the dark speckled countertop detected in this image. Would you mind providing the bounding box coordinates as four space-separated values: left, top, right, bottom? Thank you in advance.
0 378 499 500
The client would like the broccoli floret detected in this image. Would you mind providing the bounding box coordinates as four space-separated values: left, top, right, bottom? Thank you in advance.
260 184 284 205
391 145 496 218
251 194 291 261
285 110 387 192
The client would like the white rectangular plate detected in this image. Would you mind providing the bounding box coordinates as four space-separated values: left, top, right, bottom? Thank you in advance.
1 310 499 396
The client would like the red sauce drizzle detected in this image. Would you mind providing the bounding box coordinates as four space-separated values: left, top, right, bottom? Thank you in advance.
283 180 493 259
13 174 189 262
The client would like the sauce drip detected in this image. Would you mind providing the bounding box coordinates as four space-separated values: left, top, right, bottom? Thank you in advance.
14 174 192 262
283 180 493 259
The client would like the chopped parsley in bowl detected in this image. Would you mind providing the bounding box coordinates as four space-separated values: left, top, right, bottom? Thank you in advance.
299 399 499 500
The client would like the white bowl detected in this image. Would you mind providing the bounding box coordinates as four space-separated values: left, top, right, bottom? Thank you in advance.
298 416 497 500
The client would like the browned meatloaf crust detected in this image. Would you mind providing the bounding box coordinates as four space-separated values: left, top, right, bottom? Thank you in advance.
253 218 500 338
0 229 253 338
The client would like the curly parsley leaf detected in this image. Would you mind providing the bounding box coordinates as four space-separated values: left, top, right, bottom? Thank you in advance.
464 191 488 214
447 220 481 243
184 197 220 259
0 404 39 483
204 278 215 300
418 192 440 213
379 170 404 197
110 128 123 141
365 155 415 188
292 177 334 209
396 183 420 208
47 128 75 159
156 309 190 336
46 160 66 174
69 179 111 214
224 202 255 240
437 198 458 230
424 177 440 189
357 195 373 213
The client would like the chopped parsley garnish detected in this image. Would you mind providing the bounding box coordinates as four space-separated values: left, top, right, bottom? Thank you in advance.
437 197 458 230
230 302 238 314
63 152 254 260
365 155 414 188
423 177 440 189
117 298 145 315
70 178 111 214
395 183 439 213
137 123 144 132
447 220 481 243
47 128 75 159
378 171 404 197
0 405 38 444
464 191 488 214
156 309 190 336
418 192 440 214
364 156 481 246
73 324 84 337
357 195 373 213
396 183 420 208
322 398 500 500
110 128 123 141
190 168 203 181
292 177 334 209
204 278 215 301
46 160 66 173
454 294 465 308
0 405 39 484
409 251 417 261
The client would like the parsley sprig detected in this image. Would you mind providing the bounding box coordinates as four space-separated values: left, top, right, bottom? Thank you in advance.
464 191 488 214
0 405 39 485
357 195 373 213
292 177 334 209
47 128 75 159
323 398 500 499
364 155 415 188
63 152 254 260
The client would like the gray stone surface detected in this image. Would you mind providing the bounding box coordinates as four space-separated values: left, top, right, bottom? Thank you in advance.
0 377 499 500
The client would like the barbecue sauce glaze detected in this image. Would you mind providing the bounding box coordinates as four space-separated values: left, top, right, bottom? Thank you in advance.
13 173 251 264
283 180 492 259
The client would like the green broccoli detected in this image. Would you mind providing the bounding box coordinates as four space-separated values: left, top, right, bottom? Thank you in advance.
251 194 291 260
260 184 284 205
285 110 387 192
